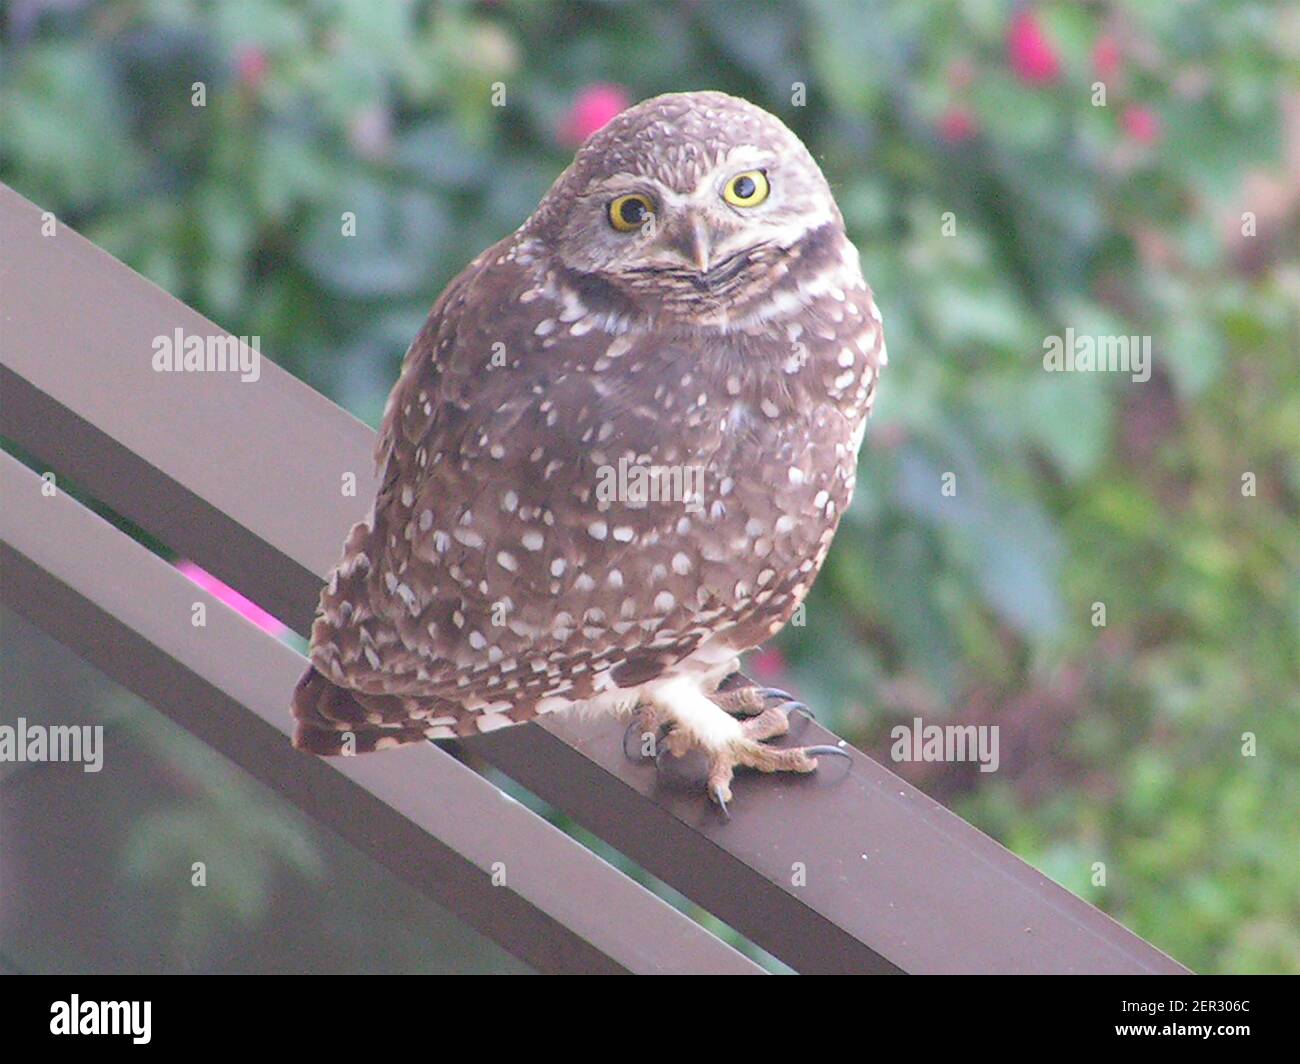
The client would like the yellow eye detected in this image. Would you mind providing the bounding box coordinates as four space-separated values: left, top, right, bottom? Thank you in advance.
608 193 655 232
723 170 770 207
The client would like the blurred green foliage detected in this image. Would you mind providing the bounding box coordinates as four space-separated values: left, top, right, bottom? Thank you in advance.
2 0 1297 973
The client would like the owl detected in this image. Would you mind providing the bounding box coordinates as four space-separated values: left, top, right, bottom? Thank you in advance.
292 91 886 813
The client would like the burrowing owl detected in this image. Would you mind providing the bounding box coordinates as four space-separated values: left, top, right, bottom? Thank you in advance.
293 91 886 812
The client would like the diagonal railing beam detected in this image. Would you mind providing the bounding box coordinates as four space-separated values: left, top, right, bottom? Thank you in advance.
0 452 762 975
0 181 1189 973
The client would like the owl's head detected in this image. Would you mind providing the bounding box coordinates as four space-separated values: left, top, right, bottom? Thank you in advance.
527 91 843 323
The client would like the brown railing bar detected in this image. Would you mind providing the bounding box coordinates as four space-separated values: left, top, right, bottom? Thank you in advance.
0 451 763 975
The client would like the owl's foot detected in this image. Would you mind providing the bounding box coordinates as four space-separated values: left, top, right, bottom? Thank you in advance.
703 739 850 819
622 684 810 761
623 701 665 762
711 681 815 725
624 676 848 817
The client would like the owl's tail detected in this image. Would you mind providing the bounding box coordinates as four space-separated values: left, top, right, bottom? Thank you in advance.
290 665 441 755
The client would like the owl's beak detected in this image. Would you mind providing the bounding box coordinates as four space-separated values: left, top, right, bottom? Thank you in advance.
665 212 713 273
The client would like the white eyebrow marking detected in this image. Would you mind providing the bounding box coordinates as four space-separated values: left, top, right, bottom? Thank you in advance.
592 147 780 205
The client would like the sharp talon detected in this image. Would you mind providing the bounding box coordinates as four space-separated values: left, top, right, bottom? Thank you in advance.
622 718 642 762
758 686 795 703
756 687 815 720
804 744 852 762
625 717 665 763
777 700 815 721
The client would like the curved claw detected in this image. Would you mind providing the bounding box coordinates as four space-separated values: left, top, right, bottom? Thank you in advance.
803 744 852 762
755 687 815 721
757 686 796 703
623 718 658 762
776 699 815 722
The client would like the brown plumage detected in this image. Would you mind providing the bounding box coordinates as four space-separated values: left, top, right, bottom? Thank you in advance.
293 91 886 808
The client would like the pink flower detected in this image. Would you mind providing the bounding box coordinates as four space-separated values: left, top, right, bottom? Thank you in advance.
1092 35 1122 80
938 106 978 143
559 83 631 146
1007 11 1061 85
750 648 788 685
177 560 288 637
234 46 268 89
1121 103 1161 145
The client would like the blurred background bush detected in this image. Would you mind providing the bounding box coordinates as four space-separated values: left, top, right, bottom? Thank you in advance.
1 0 1297 973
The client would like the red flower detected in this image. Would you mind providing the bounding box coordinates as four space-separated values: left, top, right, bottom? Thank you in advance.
750 648 788 685
559 83 631 146
1007 11 1061 85
234 46 268 89
938 106 978 143
1092 34 1122 80
1121 103 1161 145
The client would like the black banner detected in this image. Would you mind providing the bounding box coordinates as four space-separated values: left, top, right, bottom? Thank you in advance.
0 974 1287 1050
